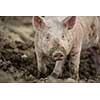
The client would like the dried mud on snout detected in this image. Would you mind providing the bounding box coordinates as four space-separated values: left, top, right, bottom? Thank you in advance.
0 17 100 83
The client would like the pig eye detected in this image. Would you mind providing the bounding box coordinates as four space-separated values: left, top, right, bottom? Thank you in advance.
46 34 50 40
46 36 49 39
62 34 65 40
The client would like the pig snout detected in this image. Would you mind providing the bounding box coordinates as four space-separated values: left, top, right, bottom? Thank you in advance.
52 51 64 61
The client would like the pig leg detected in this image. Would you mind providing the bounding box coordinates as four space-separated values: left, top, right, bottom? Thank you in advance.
50 59 65 78
69 44 82 81
36 51 47 77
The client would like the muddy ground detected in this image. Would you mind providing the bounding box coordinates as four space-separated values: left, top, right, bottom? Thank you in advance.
0 17 100 83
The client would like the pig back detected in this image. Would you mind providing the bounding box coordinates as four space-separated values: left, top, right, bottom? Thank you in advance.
77 16 100 49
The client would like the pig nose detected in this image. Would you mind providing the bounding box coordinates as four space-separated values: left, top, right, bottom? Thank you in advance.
52 52 64 61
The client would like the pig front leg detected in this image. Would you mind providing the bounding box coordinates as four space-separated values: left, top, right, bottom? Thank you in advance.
36 51 47 77
69 44 82 81
50 59 65 78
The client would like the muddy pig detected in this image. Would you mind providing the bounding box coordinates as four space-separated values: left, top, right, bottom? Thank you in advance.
32 16 100 81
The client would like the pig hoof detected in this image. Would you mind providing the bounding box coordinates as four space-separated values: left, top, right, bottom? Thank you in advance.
48 75 55 79
36 72 46 79
50 73 59 79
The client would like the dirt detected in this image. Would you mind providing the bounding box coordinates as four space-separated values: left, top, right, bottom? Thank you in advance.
0 16 100 83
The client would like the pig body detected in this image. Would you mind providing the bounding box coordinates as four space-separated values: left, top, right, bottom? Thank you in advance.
32 16 100 81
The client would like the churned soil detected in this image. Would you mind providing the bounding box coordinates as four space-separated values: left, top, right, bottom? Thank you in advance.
0 17 100 83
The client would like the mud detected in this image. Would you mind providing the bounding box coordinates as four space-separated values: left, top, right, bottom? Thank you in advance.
0 17 100 83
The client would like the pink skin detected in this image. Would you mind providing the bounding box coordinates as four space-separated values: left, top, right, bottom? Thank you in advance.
32 16 100 81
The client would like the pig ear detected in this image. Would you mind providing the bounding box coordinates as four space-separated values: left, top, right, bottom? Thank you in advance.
32 16 45 30
62 16 76 29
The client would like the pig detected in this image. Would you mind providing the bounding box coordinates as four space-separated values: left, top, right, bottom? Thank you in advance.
32 16 100 81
